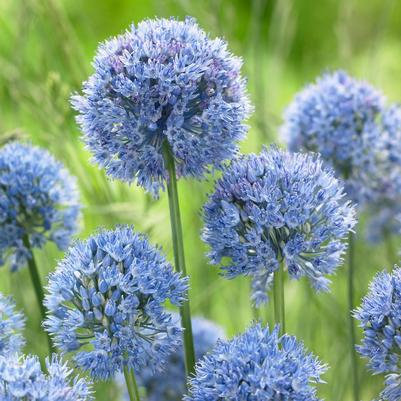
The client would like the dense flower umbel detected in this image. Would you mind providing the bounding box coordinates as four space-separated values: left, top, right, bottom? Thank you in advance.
354 267 401 400
202 146 356 306
132 314 224 401
0 142 80 271
0 354 93 400
186 324 327 401
364 105 401 243
281 70 385 204
72 17 251 196
0 292 25 355
44 226 188 380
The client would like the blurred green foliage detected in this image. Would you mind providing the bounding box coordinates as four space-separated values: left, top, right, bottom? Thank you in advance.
1 0 401 399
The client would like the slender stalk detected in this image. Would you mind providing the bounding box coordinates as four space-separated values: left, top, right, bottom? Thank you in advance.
273 260 285 334
22 235 55 354
123 367 141 401
252 304 260 322
348 232 360 401
384 230 395 268
162 142 196 377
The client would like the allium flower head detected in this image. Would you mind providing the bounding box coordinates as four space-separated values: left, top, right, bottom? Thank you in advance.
364 105 401 243
281 70 385 203
202 146 356 306
72 17 252 196
134 314 225 401
0 292 25 356
0 354 93 400
354 267 401 400
44 226 188 380
0 142 80 271
186 324 327 401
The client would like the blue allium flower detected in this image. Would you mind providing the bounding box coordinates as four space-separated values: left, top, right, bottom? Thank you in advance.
44 226 189 380
202 146 356 306
122 314 224 401
364 105 401 243
0 142 80 271
0 353 93 400
365 207 401 244
0 292 25 356
381 374 401 401
72 17 252 196
354 267 401 401
186 324 327 401
281 70 385 203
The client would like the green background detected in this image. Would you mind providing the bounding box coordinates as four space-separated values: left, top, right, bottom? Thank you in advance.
1 0 401 400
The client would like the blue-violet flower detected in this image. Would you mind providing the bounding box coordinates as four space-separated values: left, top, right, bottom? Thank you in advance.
186 324 327 401
364 105 401 243
0 354 93 400
72 17 252 196
0 292 25 356
354 267 401 401
202 146 356 306
0 142 80 271
281 70 385 204
44 226 188 380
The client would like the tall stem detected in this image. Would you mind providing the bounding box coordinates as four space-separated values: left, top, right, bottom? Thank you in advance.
123 367 141 401
162 143 196 377
23 235 55 354
348 232 360 401
384 230 395 268
273 260 285 334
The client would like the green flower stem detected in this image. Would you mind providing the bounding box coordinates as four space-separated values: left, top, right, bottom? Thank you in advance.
163 142 196 377
22 235 55 355
348 232 360 401
273 259 286 334
123 367 141 401
384 230 395 268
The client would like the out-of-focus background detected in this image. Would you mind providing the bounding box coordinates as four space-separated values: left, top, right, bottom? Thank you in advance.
1 0 401 400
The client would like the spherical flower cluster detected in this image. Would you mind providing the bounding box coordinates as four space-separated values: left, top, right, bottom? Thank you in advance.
202 146 356 306
364 105 401 243
0 142 80 271
354 267 401 400
44 226 188 380
0 292 25 356
133 314 224 401
186 324 327 401
281 70 385 203
0 354 93 400
72 17 252 196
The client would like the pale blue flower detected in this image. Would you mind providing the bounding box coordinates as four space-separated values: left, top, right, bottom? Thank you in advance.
72 17 252 196
0 354 93 400
281 70 385 204
202 146 356 306
354 267 401 401
364 105 401 243
44 226 188 380
0 142 80 271
0 292 25 356
186 324 327 401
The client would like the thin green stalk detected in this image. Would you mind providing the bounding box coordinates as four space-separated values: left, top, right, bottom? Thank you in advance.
162 142 196 377
384 230 395 268
123 367 141 401
22 235 55 354
273 260 285 334
348 232 360 401
252 304 260 322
